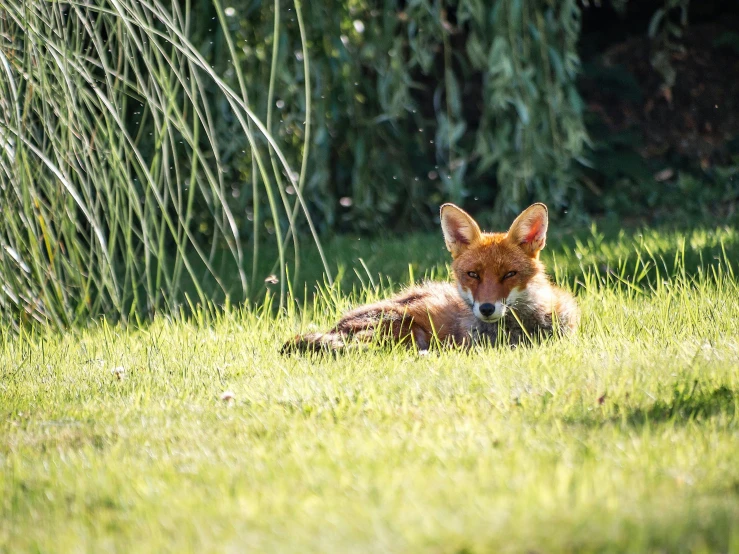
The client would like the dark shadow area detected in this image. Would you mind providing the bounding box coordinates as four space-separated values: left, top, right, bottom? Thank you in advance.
565 383 737 429
620 384 737 426
578 0 739 222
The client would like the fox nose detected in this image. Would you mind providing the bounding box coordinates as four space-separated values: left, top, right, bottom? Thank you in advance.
479 303 496 317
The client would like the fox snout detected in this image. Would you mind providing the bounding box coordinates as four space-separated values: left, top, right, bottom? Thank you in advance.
472 299 507 323
478 303 496 317
457 282 510 323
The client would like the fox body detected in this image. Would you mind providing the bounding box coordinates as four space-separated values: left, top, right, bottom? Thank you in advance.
283 203 578 353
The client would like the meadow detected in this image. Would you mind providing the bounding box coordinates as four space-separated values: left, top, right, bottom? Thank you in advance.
2 221 739 553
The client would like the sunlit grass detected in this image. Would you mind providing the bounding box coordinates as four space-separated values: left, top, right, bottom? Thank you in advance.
2 225 739 553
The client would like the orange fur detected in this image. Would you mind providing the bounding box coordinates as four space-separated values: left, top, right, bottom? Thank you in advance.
282 203 578 354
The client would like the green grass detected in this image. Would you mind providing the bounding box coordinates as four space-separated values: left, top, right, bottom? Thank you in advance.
2 223 739 553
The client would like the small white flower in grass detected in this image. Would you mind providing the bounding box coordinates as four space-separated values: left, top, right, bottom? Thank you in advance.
224 7 236 17
221 391 235 402
353 20 365 33
112 366 126 380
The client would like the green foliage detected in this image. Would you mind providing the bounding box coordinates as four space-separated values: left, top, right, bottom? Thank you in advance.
236 0 587 231
648 0 691 89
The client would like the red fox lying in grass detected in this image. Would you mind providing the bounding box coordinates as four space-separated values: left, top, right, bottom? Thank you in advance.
283 203 578 353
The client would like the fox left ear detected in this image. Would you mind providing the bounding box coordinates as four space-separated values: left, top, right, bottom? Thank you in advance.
507 203 548 258
440 203 482 258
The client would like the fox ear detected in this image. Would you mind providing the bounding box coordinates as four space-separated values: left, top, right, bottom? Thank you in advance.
507 203 548 258
440 203 482 258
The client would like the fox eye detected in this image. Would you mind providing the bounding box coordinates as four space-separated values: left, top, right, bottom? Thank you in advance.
502 271 517 281
467 271 480 280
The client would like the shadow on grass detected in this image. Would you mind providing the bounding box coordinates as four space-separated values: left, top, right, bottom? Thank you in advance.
568 383 738 428
621 383 736 425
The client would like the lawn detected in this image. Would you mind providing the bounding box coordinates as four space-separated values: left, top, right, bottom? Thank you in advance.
2 222 739 553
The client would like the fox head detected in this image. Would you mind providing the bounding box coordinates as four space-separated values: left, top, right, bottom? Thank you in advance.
440 203 548 323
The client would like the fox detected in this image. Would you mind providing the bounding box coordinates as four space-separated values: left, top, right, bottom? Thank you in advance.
282 202 578 353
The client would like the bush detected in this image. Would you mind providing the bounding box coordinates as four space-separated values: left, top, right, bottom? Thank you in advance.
234 0 587 232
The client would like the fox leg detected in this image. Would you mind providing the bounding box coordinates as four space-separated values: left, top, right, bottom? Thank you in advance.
333 307 428 348
281 305 430 354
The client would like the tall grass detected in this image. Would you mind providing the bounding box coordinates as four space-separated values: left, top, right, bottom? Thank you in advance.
0 0 330 330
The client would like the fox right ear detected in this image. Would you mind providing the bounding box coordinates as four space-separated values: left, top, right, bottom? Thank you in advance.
440 203 481 258
507 203 548 258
